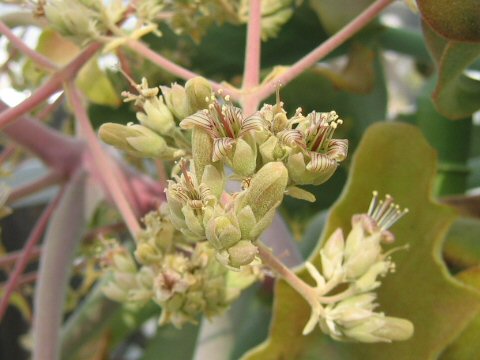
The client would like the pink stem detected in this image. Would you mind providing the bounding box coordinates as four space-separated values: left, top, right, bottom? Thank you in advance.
66 83 141 236
0 189 63 322
241 0 262 114
255 0 393 101
1 271 38 288
0 20 57 71
0 246 41 268
0 145 16 165
0 101 83 176
126 40 240 99
7 171 64 205
0 42 102 130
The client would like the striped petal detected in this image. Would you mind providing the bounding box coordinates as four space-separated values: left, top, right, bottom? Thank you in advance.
180 111 214 133
277 129 305 148
327 139 348 162
213 137 235 162
239 113 264 136
306 152 337 173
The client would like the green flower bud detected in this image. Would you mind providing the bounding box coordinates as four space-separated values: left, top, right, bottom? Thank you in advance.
344 234 381 279
201 164 225 200
161 83 191 120
136 96 175 135
185 77 213 112
239 162 288 220
192 127 214 181
99 123 184 159
320 228 345 280
134 242 163 265
231 136 257 176
227 240 258 268
206 213 241 250
342 314 413 343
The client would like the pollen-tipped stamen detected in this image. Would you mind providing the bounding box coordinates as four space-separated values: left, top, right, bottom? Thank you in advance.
368 191 409 231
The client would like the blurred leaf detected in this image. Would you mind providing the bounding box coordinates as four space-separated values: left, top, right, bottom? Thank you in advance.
443 217 480 270
231 285 272 359
299 210 328 260
309 0 375 34
142 323 199 360
422 21 480 119
76 59 121 107
416 0 480 42
440 266 480 360
314 43 376 94
442 194 480 219
243 123 480 360
24 29 120 107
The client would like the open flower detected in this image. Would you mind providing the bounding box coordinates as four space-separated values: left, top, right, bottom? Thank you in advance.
180 94 263 175
286 111 348 185
299 192 413 342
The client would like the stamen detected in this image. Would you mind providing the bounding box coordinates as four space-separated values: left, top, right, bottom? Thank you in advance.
224 95 231 102
367 192 408 231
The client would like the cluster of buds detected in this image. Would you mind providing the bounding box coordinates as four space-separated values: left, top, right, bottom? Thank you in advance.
101 206 260 327
300 192 413 343
100 77 213 160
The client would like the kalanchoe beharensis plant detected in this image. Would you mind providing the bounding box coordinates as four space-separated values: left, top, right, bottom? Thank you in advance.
99 76 413 342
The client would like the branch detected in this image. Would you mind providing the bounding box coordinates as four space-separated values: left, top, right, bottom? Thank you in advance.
257 242 321 313
0 101 83 176
242 0 262 91
255 0 393 100
126 40 241 99
0 189 63 321
0 42 102 130
7 170 64 205
0 20 57 71
0 246 41 268
65 82 141 236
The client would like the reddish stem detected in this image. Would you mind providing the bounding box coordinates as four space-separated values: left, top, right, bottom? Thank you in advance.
0 145 16 166
0 20 57 71
0 246 41 269
255 0 393 101
241 0 262 114
0 42 102 130
66 83 141 236
0 189 63 322
7 171 64 205
0 101 83 177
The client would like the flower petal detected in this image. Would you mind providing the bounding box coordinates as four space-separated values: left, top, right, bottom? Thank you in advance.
180 111 213 133
239 113 264 136
306 152 338 173
213 137 235 162
277 129 305 148
327 139 348 162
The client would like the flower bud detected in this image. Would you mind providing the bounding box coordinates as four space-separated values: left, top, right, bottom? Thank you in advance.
227 240 258 268
99 123 184 159
136 96 175 135
161 83 191 120
343 235 381 279
342 314 413 343
231 137 257 176
320 229 345 280
185 77 212 112
238 162 288 220
206 214 241 250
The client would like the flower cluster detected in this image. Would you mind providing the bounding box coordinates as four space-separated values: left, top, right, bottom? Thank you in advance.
101 205 260 328
100 77 213 160
301 192 413 342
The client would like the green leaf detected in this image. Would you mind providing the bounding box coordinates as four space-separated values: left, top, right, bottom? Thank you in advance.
422 21 480 119
440 266 480 360
443 217 480 270
309 0 375 35
76 59 122 107
142 323 199 360
416 0 480 42
243 123 480 360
